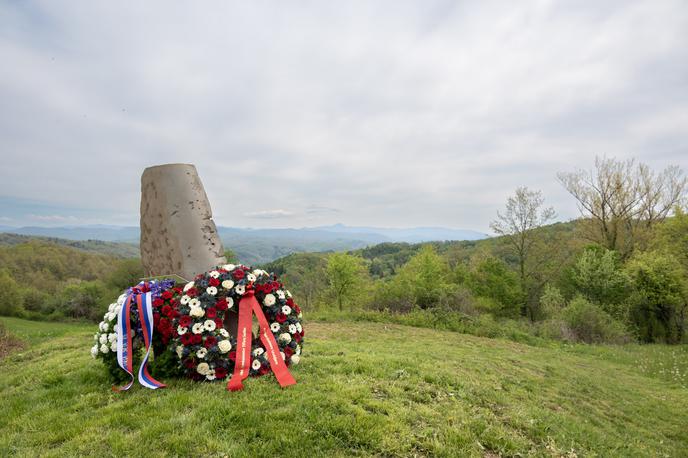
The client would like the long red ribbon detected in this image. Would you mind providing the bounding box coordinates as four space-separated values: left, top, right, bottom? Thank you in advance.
227 288 296 391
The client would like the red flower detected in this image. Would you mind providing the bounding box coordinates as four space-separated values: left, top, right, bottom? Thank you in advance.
183 358 195 369
161 305 173 317
228 351 236 361
187 287 198 297
276 312 287 323
216 298 228 311
294 332 302 343
181 333 192 345
284 346 294 356
179 315 192 327
233 269 245 280
153 312 161 327
206 307 217 319
215 367 227 379
191 334 202 345
204 336 217 348
173 287 183 295
214 318 224 329
152 298 164 307
162 290 173 300
294 304 301 315
259 365 269 376
286 298 295 307
208 277 220 287
271 281 280 290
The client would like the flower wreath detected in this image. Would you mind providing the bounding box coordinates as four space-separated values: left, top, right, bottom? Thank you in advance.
91 279 177 381
170 264 304 382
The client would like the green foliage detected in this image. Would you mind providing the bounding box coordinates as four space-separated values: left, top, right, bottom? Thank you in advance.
326 252 367 311
0 269 22 317
394 245 451 309
462 256 523 318
625 251 687 343
263 252 328 310
570 246 630 315
557 296 629 344
539 284 566 318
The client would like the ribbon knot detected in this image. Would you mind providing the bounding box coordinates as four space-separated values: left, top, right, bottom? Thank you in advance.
226 290 296 391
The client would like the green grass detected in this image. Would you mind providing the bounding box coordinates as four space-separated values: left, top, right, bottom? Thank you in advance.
1 317 687 457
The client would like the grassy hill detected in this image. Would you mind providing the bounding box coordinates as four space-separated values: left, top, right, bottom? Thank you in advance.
0 233 139 258
1 317 686 457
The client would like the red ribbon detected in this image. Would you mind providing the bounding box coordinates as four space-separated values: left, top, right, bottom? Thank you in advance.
227 287 296 391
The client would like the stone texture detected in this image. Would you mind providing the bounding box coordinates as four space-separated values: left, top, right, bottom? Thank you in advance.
140 163 226 281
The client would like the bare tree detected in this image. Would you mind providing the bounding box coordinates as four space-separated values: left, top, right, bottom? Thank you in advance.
490 187 556 317
558 157 686 257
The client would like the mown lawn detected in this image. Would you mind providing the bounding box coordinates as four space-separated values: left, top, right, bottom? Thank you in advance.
0 317 686 457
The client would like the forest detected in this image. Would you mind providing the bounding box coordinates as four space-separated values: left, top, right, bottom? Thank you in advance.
1 157 687 345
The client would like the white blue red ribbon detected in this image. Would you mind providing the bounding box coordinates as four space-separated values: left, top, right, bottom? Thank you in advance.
114 282 166 391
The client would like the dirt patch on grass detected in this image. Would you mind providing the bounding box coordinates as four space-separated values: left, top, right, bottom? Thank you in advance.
0 322 26 359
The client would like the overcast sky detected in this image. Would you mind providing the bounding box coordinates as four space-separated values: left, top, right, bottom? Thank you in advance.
1 1 687 232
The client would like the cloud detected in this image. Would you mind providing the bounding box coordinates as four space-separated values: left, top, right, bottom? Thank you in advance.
26 214 79 222
305 205 340 214
0 1 686 231
243 209 295 219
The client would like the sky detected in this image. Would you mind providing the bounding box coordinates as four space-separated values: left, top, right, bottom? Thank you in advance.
1 1 687 232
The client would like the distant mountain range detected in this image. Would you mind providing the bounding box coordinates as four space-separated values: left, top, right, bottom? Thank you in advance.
0 224 489 264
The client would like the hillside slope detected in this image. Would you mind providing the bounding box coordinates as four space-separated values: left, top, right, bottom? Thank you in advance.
1 317 686 457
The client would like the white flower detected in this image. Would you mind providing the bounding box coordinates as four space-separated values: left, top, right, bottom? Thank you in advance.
117 293 127 305
222 264 236 271
281 305 292 315
90 344 98 358
177 326 188 335
197 362 210 375
296 323 302 333
263 294 276 306
183 281 195 292
222 279 234 290
247 273 256 283
253 348 265 357
253 269 267 277
110 341 117 352
108 333 117 343
226 297 234 309
114 305 121 315
279 333 292 344
206 286 218 296
295 345 301 355
180 295 190 305
276 290 285 300
100 344 109 354
235 285 246 296
251 359 262 371
190 306 205 318
288 324 297 334
209 270 220 279
218 340 232 353
106 312 116 322
99 334 108 345
192 323 204 334
99 321 109 332
206 371 216 381
280 351 286 360
108 303 115 313
196 348 208 359
219 328 229 338
270 322 280 333
286 290 292 298
189 298 201 308
291 355 300 365
176 345 184 359
204 320 216 332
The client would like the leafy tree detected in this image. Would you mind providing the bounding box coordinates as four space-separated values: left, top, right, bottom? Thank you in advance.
326 253 367 311
539 284 566 318
464 256 523 318
0 269 23 317
490 187 555 318
625 251 687 343
558 157 686 257
558 296 628 344
570 246 630 318
395 245 450 309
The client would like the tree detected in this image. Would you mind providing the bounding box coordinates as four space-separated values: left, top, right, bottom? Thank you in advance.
396 245 450 309
464 256 523 318
490 187 555 318
0 269 23 317
570 246 630 318
326 253 367 311
558 157 686 257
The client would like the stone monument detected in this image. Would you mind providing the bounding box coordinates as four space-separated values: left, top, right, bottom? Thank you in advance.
140 163 227 281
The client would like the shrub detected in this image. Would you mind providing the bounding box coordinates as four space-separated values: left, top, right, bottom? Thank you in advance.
539 284 566 318
559 296 629 344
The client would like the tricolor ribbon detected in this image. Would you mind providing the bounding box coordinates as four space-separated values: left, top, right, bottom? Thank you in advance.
227 287 296 391
113 283 166 391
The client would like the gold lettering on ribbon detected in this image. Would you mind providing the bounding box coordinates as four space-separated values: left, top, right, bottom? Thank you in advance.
239 327 247 376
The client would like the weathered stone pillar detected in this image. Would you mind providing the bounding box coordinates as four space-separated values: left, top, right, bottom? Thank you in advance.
140 163 226 281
